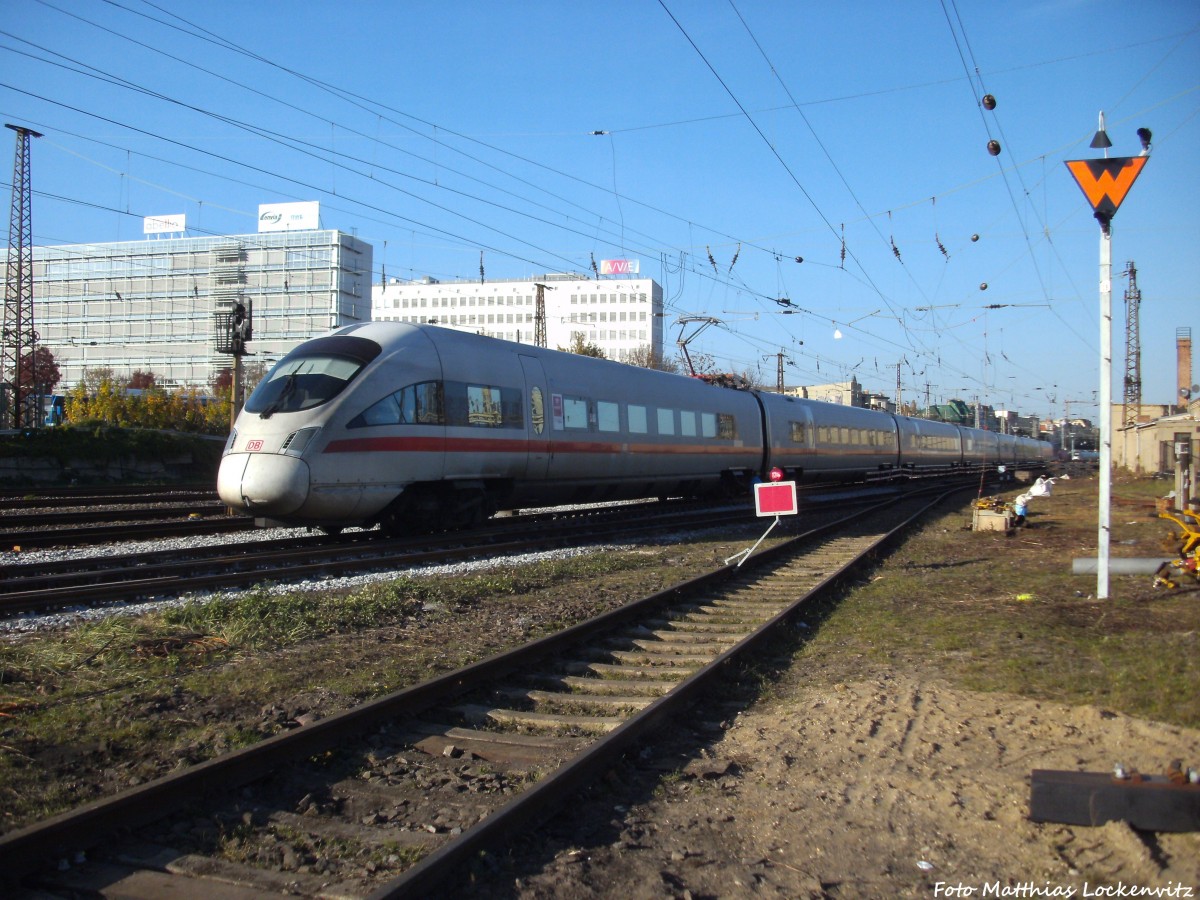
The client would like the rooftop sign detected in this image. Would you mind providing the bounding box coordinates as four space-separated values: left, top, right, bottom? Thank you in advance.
143 213 185 235
600 258 640 275
258 200 320 233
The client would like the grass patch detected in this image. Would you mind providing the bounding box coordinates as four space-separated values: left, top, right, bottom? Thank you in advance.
793 475 1200 728
0 546 678 830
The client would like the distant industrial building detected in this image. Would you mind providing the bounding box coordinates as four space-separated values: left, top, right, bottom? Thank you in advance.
1115 400 1198 478
32 205 372 390
782 377 892 412
784 378 867 407
994 409 1042 438
371 270 664 364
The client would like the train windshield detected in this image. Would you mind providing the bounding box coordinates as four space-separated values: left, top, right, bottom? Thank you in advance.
246 354 364 417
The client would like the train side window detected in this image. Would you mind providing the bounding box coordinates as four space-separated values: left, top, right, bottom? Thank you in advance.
466 385 503 427
562 396 589 430
349 392 402 428
628 405 648 434
410 382 443 424
789 421 805 444
657 408 675 435
680 410 697 437
701 412 716 439
597 400 620 433
348 381 443 428
717 413 737 440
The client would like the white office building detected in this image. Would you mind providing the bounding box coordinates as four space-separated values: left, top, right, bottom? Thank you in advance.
33 224 372 390
371 271 665 364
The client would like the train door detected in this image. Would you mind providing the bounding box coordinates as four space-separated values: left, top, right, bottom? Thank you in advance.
520 355 550 479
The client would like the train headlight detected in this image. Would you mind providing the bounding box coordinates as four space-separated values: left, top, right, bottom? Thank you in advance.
281 426 321 458
223 428 237 456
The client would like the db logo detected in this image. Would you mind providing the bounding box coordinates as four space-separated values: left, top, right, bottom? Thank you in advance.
246 439 264 451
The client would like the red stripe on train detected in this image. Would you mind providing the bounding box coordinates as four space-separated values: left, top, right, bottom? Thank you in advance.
321 436 750 455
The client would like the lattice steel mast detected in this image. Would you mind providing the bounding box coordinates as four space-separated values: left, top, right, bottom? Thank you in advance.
2 124 42 429
533 282 553 349
1121 261 1141 428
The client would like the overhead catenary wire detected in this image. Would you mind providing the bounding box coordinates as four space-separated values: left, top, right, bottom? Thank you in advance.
3 0 1189 411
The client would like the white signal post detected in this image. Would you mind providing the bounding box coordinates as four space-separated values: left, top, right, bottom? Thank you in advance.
1064 115 1149 599
726 474 798 567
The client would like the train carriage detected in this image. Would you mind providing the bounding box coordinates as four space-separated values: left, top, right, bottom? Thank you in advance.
219 323 766 531
894 415 965 472
958 425 1000 468
758 393 900 481
218 323 1052 534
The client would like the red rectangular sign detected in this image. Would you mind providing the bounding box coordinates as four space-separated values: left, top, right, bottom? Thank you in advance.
754 481 797 517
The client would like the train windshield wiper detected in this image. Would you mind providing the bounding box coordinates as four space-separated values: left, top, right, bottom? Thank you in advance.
259 373 296 420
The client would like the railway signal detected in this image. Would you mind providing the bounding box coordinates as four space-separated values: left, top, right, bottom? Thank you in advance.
214 299 254 432
1064 113 1150 600
727 474 799 567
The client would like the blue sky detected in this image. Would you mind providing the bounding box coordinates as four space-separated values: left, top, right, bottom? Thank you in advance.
2 0 1197 420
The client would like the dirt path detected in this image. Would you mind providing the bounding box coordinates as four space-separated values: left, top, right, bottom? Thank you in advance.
488 669 1198 898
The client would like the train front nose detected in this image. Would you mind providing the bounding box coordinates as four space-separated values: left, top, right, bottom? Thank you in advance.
218 452 311 517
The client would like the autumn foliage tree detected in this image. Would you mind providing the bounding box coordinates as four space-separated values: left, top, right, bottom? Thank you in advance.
127 369 157 390
19 346 62 393
63 368 230 435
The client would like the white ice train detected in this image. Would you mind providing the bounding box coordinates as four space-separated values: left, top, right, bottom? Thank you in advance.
217 323 1051 533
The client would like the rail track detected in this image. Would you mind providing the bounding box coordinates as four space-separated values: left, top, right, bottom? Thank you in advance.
0 483 214 509
0 482 965 898
0 481 881 550
0 487 902 618
0 486 245 548
0 500 761 616
0 514 259 549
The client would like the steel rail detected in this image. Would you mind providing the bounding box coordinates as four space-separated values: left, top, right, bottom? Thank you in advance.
0 514 258 549
0 502 228 528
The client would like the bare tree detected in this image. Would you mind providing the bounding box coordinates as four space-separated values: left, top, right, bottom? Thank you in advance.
620 345 680 374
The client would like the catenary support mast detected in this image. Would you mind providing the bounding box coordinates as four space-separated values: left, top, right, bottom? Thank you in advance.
2 124 42 429
1121 261 1142 427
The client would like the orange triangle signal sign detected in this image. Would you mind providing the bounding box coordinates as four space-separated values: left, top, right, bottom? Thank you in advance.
1064 156 1148 221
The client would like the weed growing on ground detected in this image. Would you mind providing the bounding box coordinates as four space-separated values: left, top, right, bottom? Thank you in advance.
793 476 1200 728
